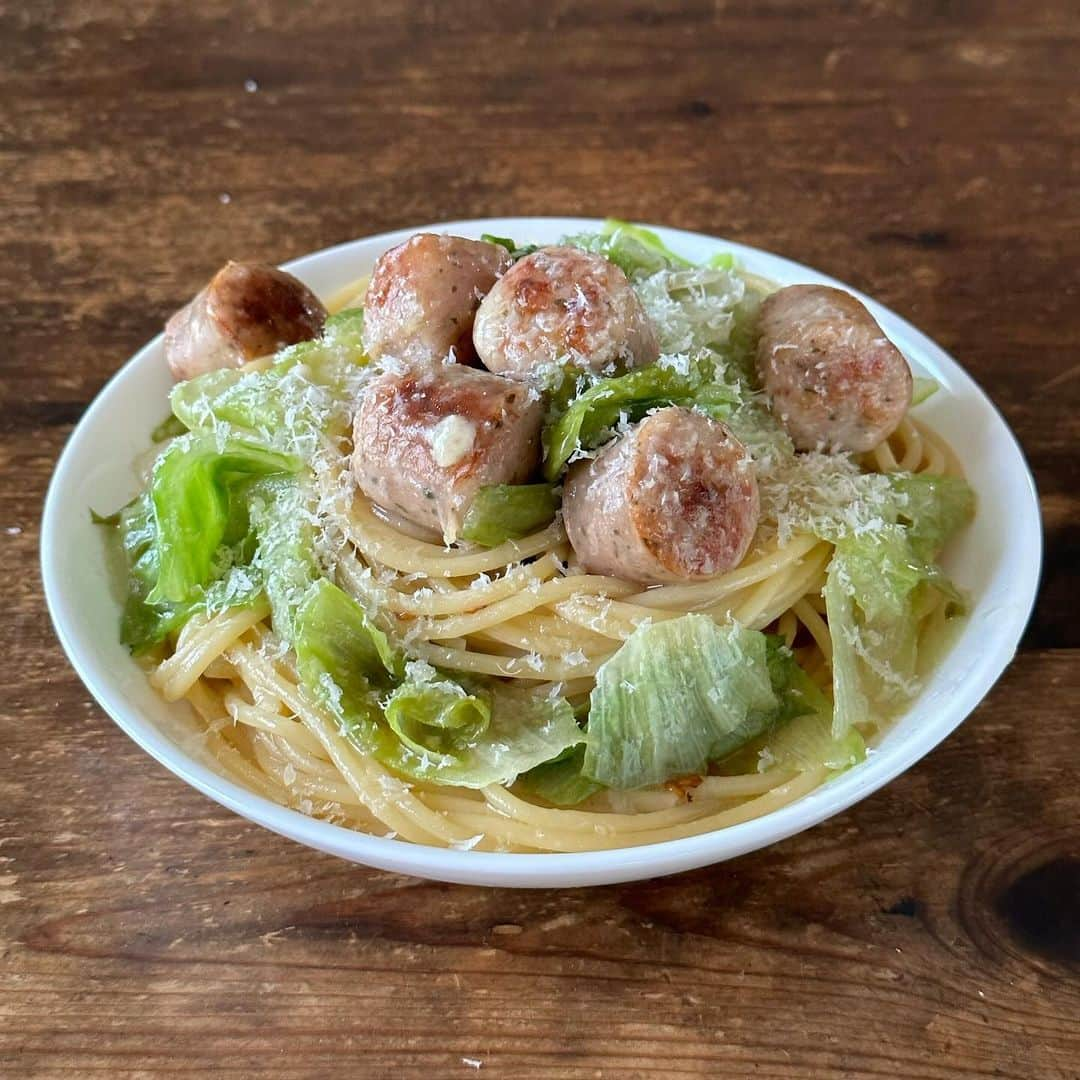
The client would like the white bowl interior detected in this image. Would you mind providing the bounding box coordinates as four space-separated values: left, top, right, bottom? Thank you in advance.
41 218 1042 887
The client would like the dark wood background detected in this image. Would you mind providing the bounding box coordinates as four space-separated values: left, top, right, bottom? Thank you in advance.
2 2 1077 1076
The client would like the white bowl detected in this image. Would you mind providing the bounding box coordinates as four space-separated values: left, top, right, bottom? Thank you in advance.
41 218 1042 887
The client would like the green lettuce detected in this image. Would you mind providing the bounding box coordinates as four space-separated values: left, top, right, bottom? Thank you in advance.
480 233 538 261
563 218 692 277
707 252 737 270
169 307 366 441
169 363 330 445
294 578 401 694
584 615 805 789
151 414 187 442
911 376 939 406
759 664 865 775
112 471 314 654
888 473 975 562
386 675 584 788
459 484 558 546
824 472 975 736
293 583 582 788
147 434 300 605
518 745 602 807
114 492 199 654
245 477 321 642
384 677 490 760
826 545 919 736
129 309 366 629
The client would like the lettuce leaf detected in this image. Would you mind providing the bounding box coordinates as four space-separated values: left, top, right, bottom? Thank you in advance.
584 615 800 789
112 468 317 654
320 306 366 350
112 306 372 649
911 377 939 406
385 674 584 788
824 473 974 736
151 414 188 442
293 586 582 788
518 745 602 807
563 218 692 277
170 364 332 447
114 492 199 654
146 434 300 605
245 477 321 642
759 664 865 775
825 546 917 736
707 252 737 270
888 473 975 561
459 484 558 546
480 233 538 261
169 307 366 443
295 578 401 692
384 677 490 761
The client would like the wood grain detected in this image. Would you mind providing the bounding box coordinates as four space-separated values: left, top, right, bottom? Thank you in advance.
1 2 1077 1076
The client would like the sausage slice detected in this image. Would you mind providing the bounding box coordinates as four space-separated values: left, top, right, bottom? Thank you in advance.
352 364 544 544
164 262 326 382
473 246 659 381
756 285 913 453
362 233 511 365
562 407 759 585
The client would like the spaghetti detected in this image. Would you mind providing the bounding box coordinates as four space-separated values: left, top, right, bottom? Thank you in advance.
118 227 974 854
150 414 961 853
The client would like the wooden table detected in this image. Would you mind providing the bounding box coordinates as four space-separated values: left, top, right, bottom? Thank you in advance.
3 2 1077 1076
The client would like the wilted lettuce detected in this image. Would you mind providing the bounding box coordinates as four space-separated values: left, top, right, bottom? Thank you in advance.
758 663 865 775
115 471 314 655
584 615 808 789
115 492 200 655
294 578 401 702
110 308 370 650
147 434 300 605
294 583 583 788
245 477 321 642
480 233 538 261
910 377 939 406
387 675 584 788
824 472 975 736
888 473 975 562
563 218 693 277
169 307 366 444
459 484 559 546
517 745 602 807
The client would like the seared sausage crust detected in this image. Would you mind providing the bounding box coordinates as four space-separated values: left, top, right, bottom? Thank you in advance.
473 246 658 380
352 364 544 544
164 262 326 382
562 407 759 585
362 234 511 365
755 285 912 453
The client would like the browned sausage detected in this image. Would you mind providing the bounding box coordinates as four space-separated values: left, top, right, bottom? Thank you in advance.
352 364 545 544
472 246 659 381
164 262 326 382
362 234 511 365
756 285 912 453
562 407 759 585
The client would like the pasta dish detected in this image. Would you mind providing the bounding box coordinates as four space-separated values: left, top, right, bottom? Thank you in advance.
101 221 974 853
